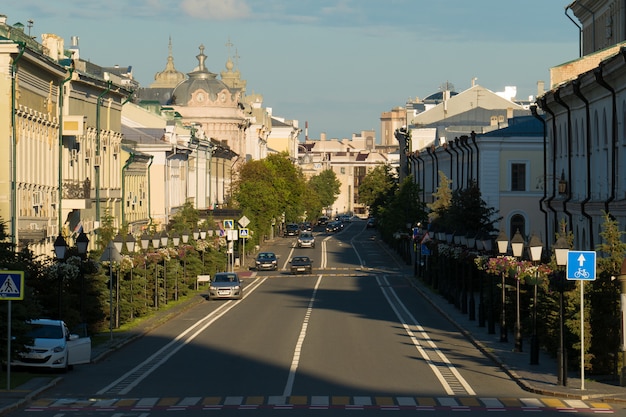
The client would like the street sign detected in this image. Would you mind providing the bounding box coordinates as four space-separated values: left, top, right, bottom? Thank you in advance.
566 250 596 280
0 271 24 300
238 216 250 228
239 228 249 238
223 219 234 229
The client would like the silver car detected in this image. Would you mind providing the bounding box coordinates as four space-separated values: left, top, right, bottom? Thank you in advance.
209 272 243 300
297 232 315 248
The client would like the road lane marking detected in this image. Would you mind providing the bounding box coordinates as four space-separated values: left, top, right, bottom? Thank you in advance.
96 277 268 395
377 275 476 396
281 274 323 397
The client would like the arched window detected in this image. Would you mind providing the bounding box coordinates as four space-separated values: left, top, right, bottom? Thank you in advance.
510 214 526 241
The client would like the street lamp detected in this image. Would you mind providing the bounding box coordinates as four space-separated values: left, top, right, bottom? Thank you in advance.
160 231 169 303
181 229 190 292
554 235 569 386
100 240 121 340
171 232 180 301
53 235 68 319
113 234 125 329
151 233 160 308
528 233 543 365
140 232 150 307
125 233 136 320
76 232 89 324
496 230 509 343
511 230 524 352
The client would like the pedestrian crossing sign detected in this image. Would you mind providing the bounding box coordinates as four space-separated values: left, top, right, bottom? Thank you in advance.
239 228 249 238
0 271 24 300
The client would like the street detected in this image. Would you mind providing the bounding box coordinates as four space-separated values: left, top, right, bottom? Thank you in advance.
6 219 617 416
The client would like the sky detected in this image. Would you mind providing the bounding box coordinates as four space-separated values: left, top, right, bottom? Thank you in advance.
2 1 580 141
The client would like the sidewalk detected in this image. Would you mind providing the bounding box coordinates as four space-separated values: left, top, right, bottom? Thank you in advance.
2 260 626 414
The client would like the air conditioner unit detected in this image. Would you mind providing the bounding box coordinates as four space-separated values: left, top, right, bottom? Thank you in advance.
113 143 120 154
85 149 92 161
70 149 78 161
94 155 102 167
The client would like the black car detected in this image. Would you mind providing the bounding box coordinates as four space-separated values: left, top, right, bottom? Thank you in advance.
290 256 313 275
366 217 377 228
325 220 344 233
318 216 329 226
285 223 300 236
255 252 278 271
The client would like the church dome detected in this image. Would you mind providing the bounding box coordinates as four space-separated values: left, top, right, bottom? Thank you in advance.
151 38 186 89
171 44 234 105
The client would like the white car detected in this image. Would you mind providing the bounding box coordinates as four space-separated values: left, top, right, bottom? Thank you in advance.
13 319 91 371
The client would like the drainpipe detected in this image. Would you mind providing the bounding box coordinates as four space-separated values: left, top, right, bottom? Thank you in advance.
121 152 135 228
572 80 594 248
455 137 465 189
538 97 559 234
461 135 473 185
444 144 454 181
470 131 480 186
594 65 617 216
553 91 573 228
432 146 440 191
531 105 550 248
10 42 25 246
565 4 583 58
417 153 425 202
427 147 435 201
450 139 460 191
147 155 154 227
95 80 112 227
57 67 74 234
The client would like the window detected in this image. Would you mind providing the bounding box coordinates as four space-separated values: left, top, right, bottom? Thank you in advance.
511 163 526 191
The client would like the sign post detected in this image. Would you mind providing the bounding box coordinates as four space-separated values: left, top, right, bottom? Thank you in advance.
0 270 25 391
566 250 597 391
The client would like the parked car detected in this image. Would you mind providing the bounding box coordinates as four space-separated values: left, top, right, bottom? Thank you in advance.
284 223 300 236
326 220 344 233
339 214 352 223
255 252 278 271
290 256 313 275
297 232 315 248
209 272 243 300
12 319 91 371
366 217 377 228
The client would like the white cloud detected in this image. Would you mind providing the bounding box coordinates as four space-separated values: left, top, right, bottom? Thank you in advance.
181 0 252 20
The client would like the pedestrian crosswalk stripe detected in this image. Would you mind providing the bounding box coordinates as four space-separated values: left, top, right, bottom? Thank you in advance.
25 396 614 411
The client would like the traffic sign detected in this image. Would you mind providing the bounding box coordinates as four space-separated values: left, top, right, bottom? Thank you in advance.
239 228 249 238
238 216 250 228
0 271 24 300
566 250 596 280
223 219 234 229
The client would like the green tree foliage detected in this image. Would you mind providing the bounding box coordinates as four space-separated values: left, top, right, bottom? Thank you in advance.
439 180 500 236
377 175 426 241
307 169 341 219
427 171 452 225
233 153 306 243
588 212 624 374
358 163 397 218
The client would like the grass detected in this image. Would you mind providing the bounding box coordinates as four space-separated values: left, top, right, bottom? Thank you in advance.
0 369 53 390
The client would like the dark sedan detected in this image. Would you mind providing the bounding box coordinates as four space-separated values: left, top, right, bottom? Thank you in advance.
290 256 313 275
255 252 278 271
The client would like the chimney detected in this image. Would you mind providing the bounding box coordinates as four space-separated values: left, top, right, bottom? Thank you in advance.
537 80 545 97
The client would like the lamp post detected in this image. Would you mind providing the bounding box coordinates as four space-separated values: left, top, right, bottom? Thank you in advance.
151 233 160 308
100 241 121 340
528 233 543 365
125 233 136 320
76 232 89 324
554 236 569 386
112 234 125 329
140 233 150 308
171 232 180 301
160 231 169 303
511 230 524 352
496 230 509 343
53 235 68 320
181 229 190 292
466 233 476 321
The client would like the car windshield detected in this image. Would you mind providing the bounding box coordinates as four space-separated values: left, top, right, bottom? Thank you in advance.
294 257 309 263
214 274 237 283
258 253 274 259
27 323 63 339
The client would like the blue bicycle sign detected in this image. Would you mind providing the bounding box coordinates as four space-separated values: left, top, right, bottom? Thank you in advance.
566 251 596 281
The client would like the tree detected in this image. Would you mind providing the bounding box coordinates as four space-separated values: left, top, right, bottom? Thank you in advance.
427 170 452 225
444 180 499 237
307 169 341 218
358 163 397 218
377 175 426 241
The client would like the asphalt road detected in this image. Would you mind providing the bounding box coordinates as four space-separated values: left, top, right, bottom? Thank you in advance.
6 219 617 416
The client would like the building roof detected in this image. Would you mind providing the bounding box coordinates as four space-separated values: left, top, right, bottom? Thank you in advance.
480 115 544 137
